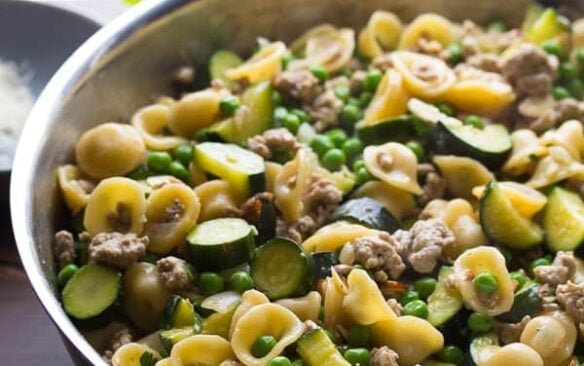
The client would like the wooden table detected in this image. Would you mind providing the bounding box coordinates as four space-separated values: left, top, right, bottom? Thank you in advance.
0 219 74 365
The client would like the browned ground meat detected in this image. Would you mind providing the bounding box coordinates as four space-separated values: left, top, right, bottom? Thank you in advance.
307 90 344 131
247 128 301 160
302 176 343 226
466 53 500 73
522 98 584 132
156 256 193 291
386 298 402 316
54 230 76 268
276 216 317 244
341 232 406 282
556 281 584 323
371 54 393 72
238 192 274 221
164 199 185 222
102 327 132 362
393 219 454 274
88 232 148 269
494 315 531 345
274 70 321 103
106 203 133 233
350 70 367 94
370 346 400 366
499 44 557 97
417 163 447 207
533 251 577 286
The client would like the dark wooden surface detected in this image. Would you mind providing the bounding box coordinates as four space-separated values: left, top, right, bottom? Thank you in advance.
0 220 74 365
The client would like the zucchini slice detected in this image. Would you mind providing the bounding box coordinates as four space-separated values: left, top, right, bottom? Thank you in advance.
187 217 256 270
431 121 512 169
543 187 584 252
297 328 350 366
427 266 463 327
356 116 416 145
207 81 274 145
470 333 499 365
312 252 339 280
251 238 313 300
498 283 542 323
194 142 265 197
331 197 400 233
159 327 195 352
209 50 243 84
62 264 120 321
479 180 543 249
162 296 198 329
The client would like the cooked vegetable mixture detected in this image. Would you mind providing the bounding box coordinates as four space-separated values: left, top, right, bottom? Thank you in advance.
55 5 584 366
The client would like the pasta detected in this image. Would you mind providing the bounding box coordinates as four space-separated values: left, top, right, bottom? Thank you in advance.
229 290 270 338
170 335 235 366
477 343 544 366
391 51 456 99
57 164 94 214
358 11 403 59
540 120 584 160
472 181 547 219
111 343 160 366
520 311 577 366
323 269 350 330
362 69 409 123
275 291 322 322
502 129 548 176
194 180 244 222
168 89 223 138
363 142 422 194
433 155 493 200
226 41 286 83
289 28 355 73
274 148 312 223
352 180 417 220
302 221 379 253
398 13 453 50
131 104 187 151
343 268 397 325
527 146 584 188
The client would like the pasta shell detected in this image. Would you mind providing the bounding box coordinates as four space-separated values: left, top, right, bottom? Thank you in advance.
363 69 409 123
520 312 577 366
112 343 160 366
275 291 322 322
169 89 222 138
83 177 146 237
264 161 283 193
540 120 584 161
399 13 453 50
324 269 350 330
502 129 547 177
573 18 584 51
453 247 514 316
143 183 200 254
478 343 543 366
371 316 444 366
472 181 546 220
433 155 493 200
358 11 403 58
438 199 489 260
302 221 380 253
131 104 187 151
289 24 338 53
155 358 171 366
363 142 422 195
76 123 146 179
527 146 584 188
194 180 245 223
274 149 312 223
188 162 208 187
343 269 397 325
170 335 234 366
352 180 416 220
231 303 304 366
230 290 270 339
57 164 95 214
289 29 355 73
391 51 456 100
225 42 286 83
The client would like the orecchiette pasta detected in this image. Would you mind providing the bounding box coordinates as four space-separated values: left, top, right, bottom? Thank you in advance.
502 129 547 177
302 221 380 253
275 291 322 322
363 69 409 123
226 41 286 83
274 149 312 223
472 181 547 219
527 146 584 188
131 104 187 151
358 11 403 58
398 13 453 49
83 177 147 237
168 89 223 138
155 358 171 366
57 164 94 214
323 269 350 330
75 123 146 179
264 161 283 193
112 343 160 366
477 343 544 366
289 28 355 73
363 142 422 194
343 269 397 325
194 180 245 222
453 247 514 316
289 24 337 53
188 162 208 187
520 311 577 366
433 155 493 200
540 120 584 160
143 183 200 254
170 335 235 366
229 290 270 338
230 303 304 366
391 51 455 100
352 180 417 220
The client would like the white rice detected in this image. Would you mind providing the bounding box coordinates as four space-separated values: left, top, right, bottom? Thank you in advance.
0 59 33 170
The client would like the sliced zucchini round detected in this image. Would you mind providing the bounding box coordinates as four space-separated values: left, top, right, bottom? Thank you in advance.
162 295 197 329
427 266 463 327
194 142 265 197
356 116 416 145
330 197 400 233
479 180 543 249
159 327 195 352
251 238 313 300
187 217 256 270
543 187 584 252
312 252 339 281
62 264 120 321
431 121 512 168
209 50 243 84
498 283 542 323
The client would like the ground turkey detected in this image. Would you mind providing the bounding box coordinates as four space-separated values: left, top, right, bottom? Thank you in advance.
274 70 321 104
533 251 577 286
88 232 148 269
156 256 193 291
499 44 557 97
493 315 531 344
102 327 132 362
556 281 584 323
54 230 76 268
370 346 400 366
247 128 300 161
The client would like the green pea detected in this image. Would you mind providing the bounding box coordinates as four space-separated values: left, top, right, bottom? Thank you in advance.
219 96 240 117
334 85 351 102
355 167 373 185
488 21 507 32
228 271 255 293
436 102 456 116
405 141 425 161
341 67 354 78
325 329 338 344
347 97 361 107
414 277 437 299
147 151 172 173
310 135 335 157
282 113 301 134
273 90 282 105
321 148 347 171
577 48 584 66
347 325 371 347
340 104 363 125
362 68 383 92
58 264 79 287
344 348 370 366
553 86 572 100
529 257 552 276
291 360 305 366
194 128 210 142
464 115 485 129
272 150 294 165
541 39 564 59
473 272 499 296
568 78 584 99
359 91 373 108
172 144 194 167
268 356 292 366
467 312 493 333
342 138 364 159
198 272 224 296
510 270 527 290
326 128 348 148
282 53 293 69
274 106 289 125
400 291 420 306
353 159 366 172
436 345 464 364
402 299 429 319
251 335 277 358
448 42 464 65
560 62 578 79
168 161 190 182
309 64 329 83
290 108 311 123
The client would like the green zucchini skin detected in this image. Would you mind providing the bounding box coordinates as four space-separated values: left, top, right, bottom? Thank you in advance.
543 187 584 252
430 122 511 169
162 295 197 329
297 328 351 366
312 252 339 280
208 50 243 84
159 327 195 352
497 283 542 323
331 197 400 233
356 116 417 145
240 194 277 245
